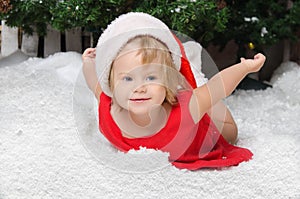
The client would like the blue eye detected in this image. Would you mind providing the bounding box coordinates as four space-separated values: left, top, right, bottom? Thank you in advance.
146 76 156 81
122 76 132 81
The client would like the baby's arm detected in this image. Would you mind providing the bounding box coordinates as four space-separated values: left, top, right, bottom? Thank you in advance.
191 53 266 121
82 48 102 101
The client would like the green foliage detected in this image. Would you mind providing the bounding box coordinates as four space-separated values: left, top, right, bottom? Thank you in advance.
212 0 300 51
49 0 228 45
133 0 229 44
287 1 300 34
0 0 56 36
0 0 299 49
0 0 228 43
50 0 127 32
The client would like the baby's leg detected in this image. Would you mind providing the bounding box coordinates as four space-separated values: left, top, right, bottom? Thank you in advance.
207 101 238 144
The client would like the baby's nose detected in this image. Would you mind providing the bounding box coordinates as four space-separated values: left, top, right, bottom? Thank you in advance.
134 84 147 93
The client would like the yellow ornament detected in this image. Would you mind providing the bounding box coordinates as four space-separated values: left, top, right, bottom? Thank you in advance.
248 42 255 50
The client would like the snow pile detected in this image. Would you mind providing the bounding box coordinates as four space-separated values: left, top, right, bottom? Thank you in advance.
271 61 300 105
0 52 299 198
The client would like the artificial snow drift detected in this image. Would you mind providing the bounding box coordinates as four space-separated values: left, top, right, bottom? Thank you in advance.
0 52 299 198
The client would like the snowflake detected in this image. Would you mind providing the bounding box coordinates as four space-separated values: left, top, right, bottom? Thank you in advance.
251 17 259 22
244 17 259 23
261 27 268 37
175 8 181 13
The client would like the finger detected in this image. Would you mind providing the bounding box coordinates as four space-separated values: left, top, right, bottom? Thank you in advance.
84 48 95 54
88 49 96 56
89 48 96 52
254 53 263 59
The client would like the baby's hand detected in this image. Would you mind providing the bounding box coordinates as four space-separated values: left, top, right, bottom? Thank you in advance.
82 48 97 77
240 53 266 73
82 48 96 64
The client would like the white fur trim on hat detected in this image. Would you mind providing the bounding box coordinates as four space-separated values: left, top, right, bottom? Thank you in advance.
183 41 208 87
95 12 182 97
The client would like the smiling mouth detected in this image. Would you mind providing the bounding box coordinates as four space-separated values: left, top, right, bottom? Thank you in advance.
130 98 151 102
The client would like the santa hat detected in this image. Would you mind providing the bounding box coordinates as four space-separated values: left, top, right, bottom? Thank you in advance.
96 12 207 97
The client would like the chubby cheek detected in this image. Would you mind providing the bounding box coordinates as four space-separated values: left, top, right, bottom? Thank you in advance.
112 82 130 107
151 85 167 104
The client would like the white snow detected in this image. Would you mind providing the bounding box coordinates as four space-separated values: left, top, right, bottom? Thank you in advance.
244 16 259 23
0 51 299 198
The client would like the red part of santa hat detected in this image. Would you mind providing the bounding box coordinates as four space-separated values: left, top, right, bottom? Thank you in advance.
172 34 197 89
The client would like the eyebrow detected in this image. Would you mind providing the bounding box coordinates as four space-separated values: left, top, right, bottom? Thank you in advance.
116 66 162 76
117 72 128 75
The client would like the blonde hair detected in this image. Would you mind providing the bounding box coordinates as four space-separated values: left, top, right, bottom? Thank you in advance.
109 35 182 105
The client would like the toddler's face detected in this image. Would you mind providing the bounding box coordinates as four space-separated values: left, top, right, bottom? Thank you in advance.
111 50 167 116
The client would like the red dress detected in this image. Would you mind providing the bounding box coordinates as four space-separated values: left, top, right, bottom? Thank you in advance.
98 91 253 170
